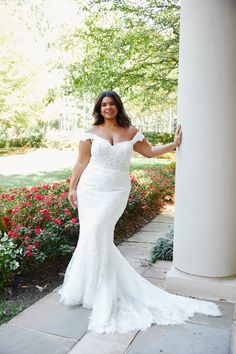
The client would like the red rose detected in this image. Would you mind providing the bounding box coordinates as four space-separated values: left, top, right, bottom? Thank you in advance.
34 194 44 200
3 217 11 226
12 231 18 238
42 209 49 215
35 227 41 234
53 219 63 225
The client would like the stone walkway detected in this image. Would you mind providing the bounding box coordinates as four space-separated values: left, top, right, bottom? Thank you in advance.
0 204 235 354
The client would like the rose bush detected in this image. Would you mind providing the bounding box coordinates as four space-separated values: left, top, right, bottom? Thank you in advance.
0 166 175 289
0 178 79 272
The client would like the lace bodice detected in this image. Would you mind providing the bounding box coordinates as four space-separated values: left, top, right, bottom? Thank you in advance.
79 131 145 172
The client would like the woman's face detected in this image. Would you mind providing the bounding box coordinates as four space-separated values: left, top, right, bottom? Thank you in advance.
100 96 118 121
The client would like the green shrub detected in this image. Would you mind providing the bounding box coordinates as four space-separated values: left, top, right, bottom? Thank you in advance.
150 227 173 262
0 134 45 149
0 234 23 290
143 132 175 145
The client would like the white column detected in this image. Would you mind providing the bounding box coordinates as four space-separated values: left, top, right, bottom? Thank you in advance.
166 0 236 301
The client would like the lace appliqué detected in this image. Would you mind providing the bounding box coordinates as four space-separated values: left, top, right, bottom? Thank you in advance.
79 131 96 142
131 131 145 145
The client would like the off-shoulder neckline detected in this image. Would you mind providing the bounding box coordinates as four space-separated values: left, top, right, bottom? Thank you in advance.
83 130 143 147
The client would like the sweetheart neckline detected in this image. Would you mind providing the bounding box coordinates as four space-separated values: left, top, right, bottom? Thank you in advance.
91 131 140 147
94 135 133 147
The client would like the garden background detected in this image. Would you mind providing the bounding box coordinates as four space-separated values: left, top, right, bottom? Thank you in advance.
0 0 179 324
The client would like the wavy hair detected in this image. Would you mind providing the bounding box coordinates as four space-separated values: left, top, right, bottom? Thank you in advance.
92 90 131 127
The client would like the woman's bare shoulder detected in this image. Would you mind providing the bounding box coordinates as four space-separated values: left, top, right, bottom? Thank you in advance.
127 125 139 137
85 126 97 133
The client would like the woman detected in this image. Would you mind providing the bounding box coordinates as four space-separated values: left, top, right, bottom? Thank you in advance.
58 90 222 334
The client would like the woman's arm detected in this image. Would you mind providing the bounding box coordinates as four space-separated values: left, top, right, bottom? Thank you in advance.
134 124 182 158
68 140 91 210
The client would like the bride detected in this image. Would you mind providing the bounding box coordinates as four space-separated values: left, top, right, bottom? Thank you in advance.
58 90 222 334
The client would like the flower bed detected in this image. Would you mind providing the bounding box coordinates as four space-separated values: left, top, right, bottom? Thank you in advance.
0 166 175 292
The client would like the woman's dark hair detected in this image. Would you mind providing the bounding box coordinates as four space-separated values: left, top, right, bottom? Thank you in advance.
92 90 131 127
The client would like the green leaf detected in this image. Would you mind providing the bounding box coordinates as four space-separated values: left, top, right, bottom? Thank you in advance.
1 235 8 242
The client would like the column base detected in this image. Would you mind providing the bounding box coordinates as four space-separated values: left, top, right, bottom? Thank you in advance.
166 266 236 303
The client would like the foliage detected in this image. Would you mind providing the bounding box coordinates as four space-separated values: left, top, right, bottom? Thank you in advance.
143 131 175 145
0 3 47 139
150 227 174 262
1 179 79 270
0 1 82 138
17 131 174 150
0 234 23 290
0 134 45 149
66 0 180 110
129 167 175 213
0 299 24 325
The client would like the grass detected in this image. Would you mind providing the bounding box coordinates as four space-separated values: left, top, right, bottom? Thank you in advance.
0 168 72 189
130 156 170 171
0 150 173 190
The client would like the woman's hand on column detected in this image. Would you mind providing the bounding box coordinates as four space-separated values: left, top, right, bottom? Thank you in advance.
68 189 77 210
174 124 182 148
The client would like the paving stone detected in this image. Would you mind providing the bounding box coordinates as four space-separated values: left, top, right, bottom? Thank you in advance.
0 324 76 354
125 322 231 354
142 266 169 280
126 257 147 275
118 242 151 260
141 222 173 233
8 291 90 340
127 231 164 244
153 260 173 270
187 301 235 329
143 277 167 289
68 330 137 354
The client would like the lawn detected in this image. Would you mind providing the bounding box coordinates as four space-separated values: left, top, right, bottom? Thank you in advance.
0 149 173 189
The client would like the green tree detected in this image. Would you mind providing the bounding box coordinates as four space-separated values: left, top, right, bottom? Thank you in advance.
67 0 180 110
0 0 82 139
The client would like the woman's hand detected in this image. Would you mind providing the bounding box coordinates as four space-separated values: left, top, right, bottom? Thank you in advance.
68 189 77 210
174 124 182 147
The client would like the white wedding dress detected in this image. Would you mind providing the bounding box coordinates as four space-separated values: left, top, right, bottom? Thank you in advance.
58 130 222 334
